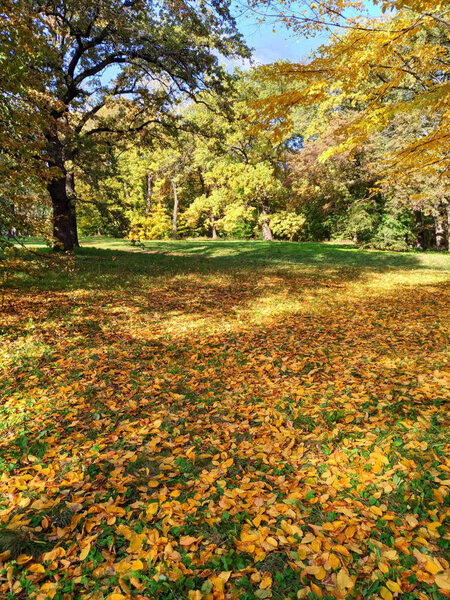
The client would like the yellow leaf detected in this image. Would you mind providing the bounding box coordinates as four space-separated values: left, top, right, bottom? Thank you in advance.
146 503 159 519
378 562 389 574
79 543 91 561
328 553 340 570
260 574 272 589
345 525 356 539
425 560 442 575
405 515 418 528
130 576 143 590
253 514 262 527
334 545 351 557
380 587 393 600
297 548 307 560
315 566 326 580
435 572 450 591
16 554 33 564
265 536 278 547
131 559 144 571
386 580 402 593
383 550 398 561
218 571 231 583
212 576 225 592
106 594 126 600
116 524 133 540
433 489 444 503
129 533 144 553
336 568 354 590
29 564 45 574
370 505 383 517
115 561 132 575
43 547 65 562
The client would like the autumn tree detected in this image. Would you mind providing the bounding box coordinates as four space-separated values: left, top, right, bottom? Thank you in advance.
10 0 249 250
0 1 54 247
184 71 303 240
249 0 449 247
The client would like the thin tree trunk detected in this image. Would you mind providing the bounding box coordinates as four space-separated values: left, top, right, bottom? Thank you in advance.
446 202 450 252
413 209 424 249
210 209 217 239
46 132 74 251
434 204 445 250
261 204 273 241
145 173 153 217
171 180 179 240
66 170 79 248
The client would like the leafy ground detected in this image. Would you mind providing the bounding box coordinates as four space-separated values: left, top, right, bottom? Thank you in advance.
0 239 449 600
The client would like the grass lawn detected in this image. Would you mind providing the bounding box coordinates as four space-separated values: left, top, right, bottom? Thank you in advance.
0 238 449 600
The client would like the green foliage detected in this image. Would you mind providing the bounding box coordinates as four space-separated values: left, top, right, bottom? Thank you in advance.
268 212 306 241
128 205 171 241
221 203 257 237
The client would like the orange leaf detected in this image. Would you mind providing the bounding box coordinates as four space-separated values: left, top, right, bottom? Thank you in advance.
180 536 198 546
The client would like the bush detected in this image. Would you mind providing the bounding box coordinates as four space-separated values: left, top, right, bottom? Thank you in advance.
267 211 306 241
128 204 171 241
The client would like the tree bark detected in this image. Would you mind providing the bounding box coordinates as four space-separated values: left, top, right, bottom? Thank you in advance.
145 172 153 217
413 209 424 249
171 180 179 240
66 170 79 248
261 204 273 241
446 202 450 252
210 209 217 239
434 204 446 250
46 132 74 251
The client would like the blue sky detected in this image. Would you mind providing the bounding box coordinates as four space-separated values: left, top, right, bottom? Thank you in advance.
231 10 326 65
227 1 382 67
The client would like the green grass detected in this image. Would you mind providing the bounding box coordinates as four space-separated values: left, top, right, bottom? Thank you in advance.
0 237 449 600
12 236 449 291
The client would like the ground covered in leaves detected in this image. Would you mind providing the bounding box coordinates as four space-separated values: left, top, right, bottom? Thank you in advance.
0 240 449 600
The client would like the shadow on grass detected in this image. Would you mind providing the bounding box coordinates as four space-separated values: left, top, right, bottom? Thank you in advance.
0 242 448 598
79 239 438 270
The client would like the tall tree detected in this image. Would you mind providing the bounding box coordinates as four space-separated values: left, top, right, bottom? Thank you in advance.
14 0 249 250
250 0 449 190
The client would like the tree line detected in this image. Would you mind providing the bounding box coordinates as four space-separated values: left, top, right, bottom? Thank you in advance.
1 0 448 256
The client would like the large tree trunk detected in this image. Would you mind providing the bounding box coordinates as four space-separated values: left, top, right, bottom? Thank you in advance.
434 204 446 250
66 170 79 248
261 204 273 241
46 133 74 251
210 209 217 240
145 173 153 217
171 180 179 240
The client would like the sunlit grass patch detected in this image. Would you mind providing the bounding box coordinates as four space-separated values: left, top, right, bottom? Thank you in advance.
0 240 449 599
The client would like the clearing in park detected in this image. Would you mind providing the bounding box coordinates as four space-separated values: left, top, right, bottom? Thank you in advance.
0 240 449 599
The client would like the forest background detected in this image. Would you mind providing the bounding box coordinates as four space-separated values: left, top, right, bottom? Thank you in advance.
0 0 449 261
